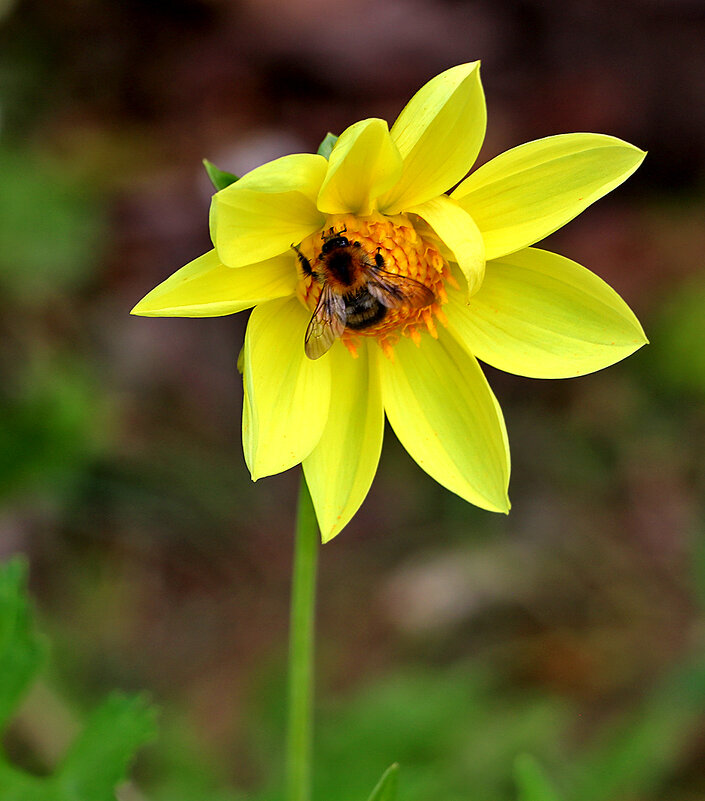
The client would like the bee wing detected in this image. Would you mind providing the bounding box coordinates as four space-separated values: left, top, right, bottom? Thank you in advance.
304 283 346 359
366 267 435 310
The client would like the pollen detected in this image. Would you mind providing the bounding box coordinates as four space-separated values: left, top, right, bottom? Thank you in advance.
295 212 452 358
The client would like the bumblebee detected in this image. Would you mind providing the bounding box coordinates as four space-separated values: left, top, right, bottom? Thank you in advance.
292 227 435 359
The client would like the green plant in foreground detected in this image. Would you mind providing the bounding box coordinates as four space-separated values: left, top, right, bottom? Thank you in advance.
0 555 568 801
6 551 705 800
0 559 156 801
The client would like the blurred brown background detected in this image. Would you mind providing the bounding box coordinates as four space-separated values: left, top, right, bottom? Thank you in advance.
1 1 705 800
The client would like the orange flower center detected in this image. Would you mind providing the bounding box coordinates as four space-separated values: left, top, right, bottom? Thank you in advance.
295 213 454 358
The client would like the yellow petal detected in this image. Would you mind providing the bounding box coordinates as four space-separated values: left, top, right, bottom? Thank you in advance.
242 297 331 479
242 372 254 471
452 134 646 261
378 62 486 214
303 341 384 542
130 250 296 317
377 331 510 512
214 154 327 267
316 118 402 216
407 195 485 297
446 247 648 378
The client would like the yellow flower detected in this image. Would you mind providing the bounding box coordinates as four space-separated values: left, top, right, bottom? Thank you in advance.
132 62 647 542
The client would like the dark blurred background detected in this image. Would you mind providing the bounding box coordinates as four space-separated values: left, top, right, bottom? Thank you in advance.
1 1 705 799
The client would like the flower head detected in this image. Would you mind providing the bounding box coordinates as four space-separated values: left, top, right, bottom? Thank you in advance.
132 62 647 541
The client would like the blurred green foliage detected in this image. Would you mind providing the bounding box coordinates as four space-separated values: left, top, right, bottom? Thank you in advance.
514 755 560 801
0 560 46 727
0 559 156 801
309 668 565 801
367 764 400 801
0 142 109 504
0 559 573 801
0 358 107 502
650 280 705 398
0 149 105 305
566 658 705 801
236 650 705 801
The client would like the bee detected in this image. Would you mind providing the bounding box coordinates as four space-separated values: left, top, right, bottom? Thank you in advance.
292 227 435 359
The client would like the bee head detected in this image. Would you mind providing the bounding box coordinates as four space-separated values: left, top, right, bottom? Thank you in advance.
321 224 355 254
321 235 350 254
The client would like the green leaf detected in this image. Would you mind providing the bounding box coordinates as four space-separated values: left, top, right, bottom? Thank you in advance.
55 694 157 800
514 754 560 801
0 559 158 801
203 159 239 191
0 559 46 731
366 763 399 801
316 132 338 159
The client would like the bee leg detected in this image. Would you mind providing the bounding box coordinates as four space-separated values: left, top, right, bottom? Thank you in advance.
374 247 386 269
291 243 317 279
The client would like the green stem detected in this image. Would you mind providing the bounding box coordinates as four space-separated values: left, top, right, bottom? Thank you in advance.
286 473 319 801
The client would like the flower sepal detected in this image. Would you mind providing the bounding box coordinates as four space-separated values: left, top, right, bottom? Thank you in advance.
203 158 239 191
316 132 339 159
